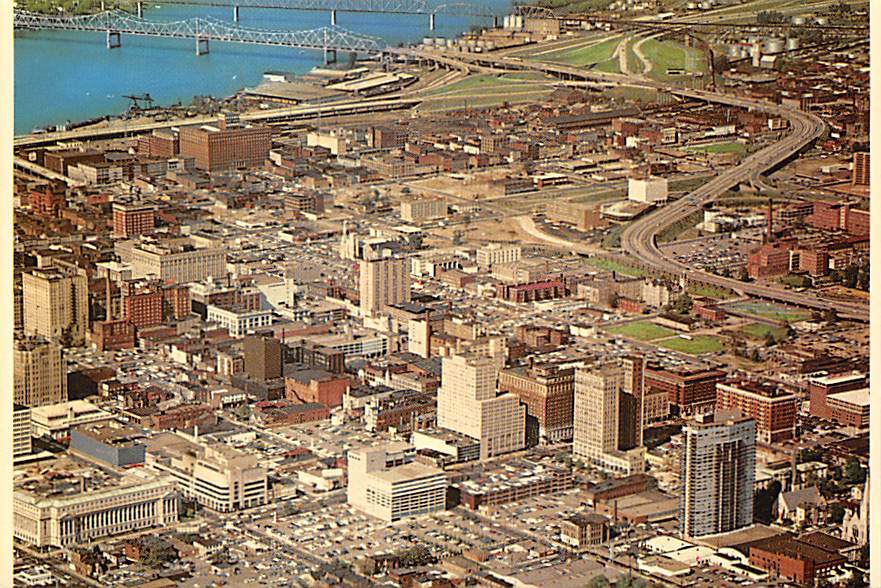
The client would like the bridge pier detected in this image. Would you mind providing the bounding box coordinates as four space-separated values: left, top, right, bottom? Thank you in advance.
323 47 337 65
100 0 105 11
233 5 239 21
330 9 336 26
429 13 435 31
493 15 499 28
106 30 121 49
196 38 209 56
136 1 142 18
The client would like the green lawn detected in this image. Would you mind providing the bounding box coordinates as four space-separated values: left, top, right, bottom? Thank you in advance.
739 323 789 341
640 38 706 80
659 335 724 355
586 257 646 277
688 284 736 300
606 321 678 341
687 142 747 155
727 301 812 324
425 75 539 97
542 37 621 67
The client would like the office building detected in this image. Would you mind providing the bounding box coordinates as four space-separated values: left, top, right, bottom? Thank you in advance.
207 305 273 337
476 243 521 269
644 365 726 415
358 256 411 316
22 266 88 346
112 202 156 238
14 404 32 458
807 372 866 420
400 195 448 223
852 152 869 186
14 336 67 407
30 400 113 440
628 176 668 203
243 335 282 381
179 115 273 171
125 238 227 284
572 364 645 475
619 355 645 450
716 381 799 444
436 351 526 460
145 431 269 512
498 364 574 444
680 411 756 539
347 443 446 522
14 466 179 548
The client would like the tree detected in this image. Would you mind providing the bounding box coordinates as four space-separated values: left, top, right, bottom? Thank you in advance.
828 503 846 524
844 459 866 485
586 576 610 588
763 333 776 347
822 308 838 323
737 267 750 282
749 348 761 362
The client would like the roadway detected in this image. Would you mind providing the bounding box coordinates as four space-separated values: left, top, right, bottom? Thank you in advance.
398 44 868 322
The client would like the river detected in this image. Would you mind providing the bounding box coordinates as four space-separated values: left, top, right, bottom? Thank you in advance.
14 1 511 134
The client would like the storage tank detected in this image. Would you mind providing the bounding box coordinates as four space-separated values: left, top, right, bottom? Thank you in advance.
765 38 785 53
786 38 800 51
815 17 828 26
686 1 698 9
791 16 806 25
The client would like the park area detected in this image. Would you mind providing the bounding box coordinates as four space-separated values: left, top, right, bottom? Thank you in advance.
726 300 812 323
738 322 789 341
659 335 725 355
586 257 646 277
606 320 678 341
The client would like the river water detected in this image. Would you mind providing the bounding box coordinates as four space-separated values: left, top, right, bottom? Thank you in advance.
14 1 511 134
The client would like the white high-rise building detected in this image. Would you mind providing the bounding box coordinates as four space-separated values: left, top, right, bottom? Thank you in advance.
437 351 526 460
22 267 88 347
347 443 446 522
680 410 756 539
573 365 644 475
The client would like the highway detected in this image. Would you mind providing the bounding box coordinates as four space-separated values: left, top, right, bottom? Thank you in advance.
398 44 869 322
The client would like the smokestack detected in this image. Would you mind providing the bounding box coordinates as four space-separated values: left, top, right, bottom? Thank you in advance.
767 198 774 243
106 276 113 321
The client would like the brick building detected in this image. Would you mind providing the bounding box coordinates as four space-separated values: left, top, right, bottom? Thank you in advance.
747 242 792 279
28 181 66 218
644 365 726 415
715 380 799 444
851 151 869 186
498 364 575 444
285 369 351 408
749 535 846 586
113 202 156 238
498 279 566 303
179 115 273 171
807 372 866 420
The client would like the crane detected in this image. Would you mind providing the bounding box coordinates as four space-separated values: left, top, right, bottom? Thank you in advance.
122 93 155 112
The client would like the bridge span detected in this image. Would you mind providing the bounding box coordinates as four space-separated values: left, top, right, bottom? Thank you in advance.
13 9 382 62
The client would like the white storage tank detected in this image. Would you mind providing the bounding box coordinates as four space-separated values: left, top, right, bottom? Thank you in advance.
815 16 828 26
786 38 800 51
791 16 806 25
765 38 785 53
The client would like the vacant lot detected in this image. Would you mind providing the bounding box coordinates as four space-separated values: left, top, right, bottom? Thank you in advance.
687 142 747 155
541 36 621 68
659 335 724 355
607 321 677 341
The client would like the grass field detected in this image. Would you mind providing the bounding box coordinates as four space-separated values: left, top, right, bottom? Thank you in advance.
425 74 546 97
739 323 789 341
659 335 724 355
687 284 735 299
607 321 678 341
586 257 646 277
640 38 706 80
542 37 621 67
687 142 747 155
726 301 812 323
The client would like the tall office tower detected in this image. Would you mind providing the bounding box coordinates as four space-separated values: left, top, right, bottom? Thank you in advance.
498 363 575 445
14 336 67 407
680 411 756 539
22 266 89 347
436 351 526 460
358 256 411 316
573 364 644 475
243 335 282 381
619 355 645 450
852 152 869 186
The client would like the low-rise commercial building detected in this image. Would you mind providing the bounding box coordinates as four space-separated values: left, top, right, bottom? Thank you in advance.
347 443 447 522
145 431 269 512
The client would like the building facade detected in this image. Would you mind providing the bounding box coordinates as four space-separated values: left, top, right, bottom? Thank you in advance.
358 256 411 316
22 267 88 346
436 352 526 460
14 336 67 407
680 411 756 539
716 381 798 444
498 364 574 444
